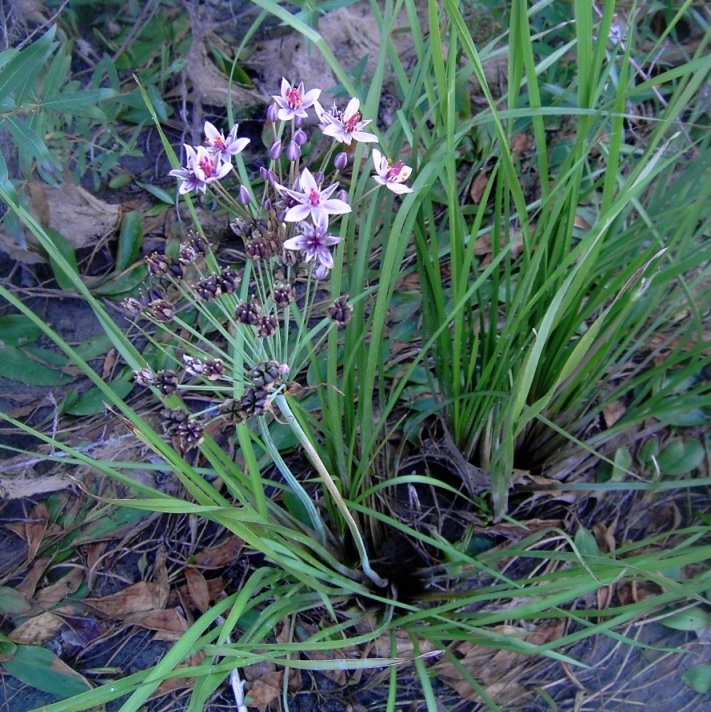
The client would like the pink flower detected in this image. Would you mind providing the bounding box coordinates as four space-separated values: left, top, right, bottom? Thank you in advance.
204 122 250 162
272 78 320 121
283 212 342 270
371 148 413 195
169 145 232 194
277 168 351 222
316 98 378 145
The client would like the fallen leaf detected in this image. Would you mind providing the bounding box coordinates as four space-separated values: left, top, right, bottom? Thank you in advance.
185 567 210 614
192 536 244 569
86 581 161 618
469 170 490 204
16 557 52 598
510 132 533 159
603 400 626 428
9 611 65 645
246 671 283 712
152 652 205 697
30 568 84 615
124 608 188 642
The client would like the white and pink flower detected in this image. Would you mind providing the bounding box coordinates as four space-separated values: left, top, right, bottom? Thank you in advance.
277 168 351 223
283 212 342 270
169 145 232 194
316 98 378 145
371 148 413 195
204 122 250 162
272 78 320 121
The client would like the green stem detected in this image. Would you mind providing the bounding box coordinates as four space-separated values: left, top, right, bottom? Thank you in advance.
258 417 326 547
274 394 388 589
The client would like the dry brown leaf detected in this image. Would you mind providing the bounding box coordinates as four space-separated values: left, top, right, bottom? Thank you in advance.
592 518 617 554
30 568 84 615
511 132 534 159
246 671 283 712
574 213 592 230
6 502 52 564
153 546 169 609
152 652 205 698
469 170 490 204
124 608 189 642
192 536 244 569
603 400 626 428
437 621 565 703
86 581 161 618
9 611 65 645
16 557 52 598
185 567 210 614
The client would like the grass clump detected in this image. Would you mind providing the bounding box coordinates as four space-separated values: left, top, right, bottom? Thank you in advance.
1 0 711 709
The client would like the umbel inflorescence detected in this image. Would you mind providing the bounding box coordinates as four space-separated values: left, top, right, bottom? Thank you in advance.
125 79 413 455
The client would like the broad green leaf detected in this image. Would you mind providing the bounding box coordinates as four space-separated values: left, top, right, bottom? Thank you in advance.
574 526 599 557
116 210 143 272
2 644 90 698
38 87 115 112
93 264 148 296
657 440 705 476
0 26 57 103
73 507 149 544
682 664 711 694
0 314 43 346
136 181 174 204
72 333 113 361
0 587 30 615
108 173 132 189
45 228 79 292
660 607 711 632
0 633 16 659
0 345 75 386
4 115 54 171
63 378 133 416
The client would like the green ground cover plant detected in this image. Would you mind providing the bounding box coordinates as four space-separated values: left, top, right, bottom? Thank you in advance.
1 0 711 709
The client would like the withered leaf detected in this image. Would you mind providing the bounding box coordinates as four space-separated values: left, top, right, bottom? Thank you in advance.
192 536 244 569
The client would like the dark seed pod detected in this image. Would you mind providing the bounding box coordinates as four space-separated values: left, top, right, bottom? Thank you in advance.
203 358 225 381
148 299 175 322
194 275 221 302
327 295 353 328
272 283 295 307
145 252 172 277
245 236 280 261
234 298 261 325
155 369 178 395
239 387 269 418
217 267 241 294
122 297 144 315
183 355 204 376
162 408 188 436
255 315 278 338
181 233 208 262
179 420 204 450
220 398 247 423
248 360 281 389
168 260 184 280
134 367 155 386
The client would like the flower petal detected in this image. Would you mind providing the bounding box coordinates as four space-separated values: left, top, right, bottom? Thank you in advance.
285 203 313 222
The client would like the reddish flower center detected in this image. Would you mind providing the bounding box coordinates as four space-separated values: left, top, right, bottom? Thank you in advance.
386 160 405 181
344 111 361 133
286 88 303 109
199 156 214 178
308 189 321 206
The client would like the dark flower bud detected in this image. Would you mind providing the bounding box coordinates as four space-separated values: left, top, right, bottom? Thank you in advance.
234 298 262 325
203 358 225 381
217 267 241 294
313 171 325 185
255 314 278 338
239 185 251 205
183 355 204 376
194 276 221 302
286 141 301 162
262 198 272 212
268 140 282 160
272 282 295 307
155 369 179 395
145 252 172 277
336 189 349 204
122 297 144 315
328 295 353 328
248 360 281 388
294 115 305 128
148 299 175 322
334 152 348 171
134 367 155 386
293 128 307 146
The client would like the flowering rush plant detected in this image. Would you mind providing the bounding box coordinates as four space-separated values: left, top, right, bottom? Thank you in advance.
125 80 413 587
